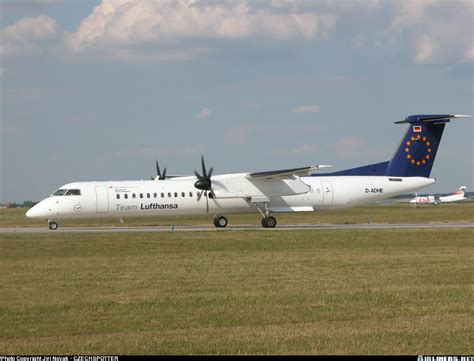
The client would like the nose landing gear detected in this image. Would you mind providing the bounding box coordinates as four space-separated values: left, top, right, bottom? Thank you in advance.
48 221 59 230
213 215 228 228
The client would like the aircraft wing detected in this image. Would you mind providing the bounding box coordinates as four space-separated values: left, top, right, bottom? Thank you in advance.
247 165 331 180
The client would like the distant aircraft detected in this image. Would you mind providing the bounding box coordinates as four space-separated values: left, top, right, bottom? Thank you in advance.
409 185 468 206
439 186 467 203
409 194 438 206
26 114 471 230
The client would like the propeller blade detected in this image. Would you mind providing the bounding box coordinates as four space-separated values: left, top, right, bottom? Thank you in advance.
194 156 215 196
197 190 204 201
201 156 207 178
154 160 167 180
156 161 161 178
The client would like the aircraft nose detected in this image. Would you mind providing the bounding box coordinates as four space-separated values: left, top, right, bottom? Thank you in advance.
25 202 51 219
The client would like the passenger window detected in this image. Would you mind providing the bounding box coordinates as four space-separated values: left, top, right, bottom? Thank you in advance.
124 194 128 199
181 192 185 197
147 193 150 198
132 193 136 199
116 194 120 199
154 193 157 198
140 193 143 199
168 192 171 198
174 192 178 198
189 192 193 197
161 193 164 198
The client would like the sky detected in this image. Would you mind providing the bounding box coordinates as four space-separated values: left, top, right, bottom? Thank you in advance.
0 0 473 203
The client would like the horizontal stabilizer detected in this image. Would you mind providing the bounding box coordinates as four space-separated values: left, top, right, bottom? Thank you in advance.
395 114 471 124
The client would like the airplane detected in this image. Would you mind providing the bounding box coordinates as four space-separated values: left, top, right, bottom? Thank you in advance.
408 185 468 206
26 113 471 230
439 186 467 203
409 194 438 206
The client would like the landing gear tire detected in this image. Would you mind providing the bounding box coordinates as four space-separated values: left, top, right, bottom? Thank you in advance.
213 215 228 228
48 221 59 230
261 216 277 228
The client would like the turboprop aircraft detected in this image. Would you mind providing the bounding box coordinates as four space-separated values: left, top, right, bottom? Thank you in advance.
409 194 438 206
26 114 471 230
439 186 467 203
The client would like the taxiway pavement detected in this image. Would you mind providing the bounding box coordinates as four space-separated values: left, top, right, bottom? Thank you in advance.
1 222 473 233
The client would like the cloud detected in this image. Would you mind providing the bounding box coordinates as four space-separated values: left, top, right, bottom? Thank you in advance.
0 125 24 137
195 107 212 119
293 105 321 114
275 143 318 156
387 0 473 64
331 136 378 161
0 15 58 57
62 0 336 61
463 44 474 63
413 34 434 65
4 0 63 4
2 0 470 66
115 145 205 158
109 46 215 64
225 124 258 144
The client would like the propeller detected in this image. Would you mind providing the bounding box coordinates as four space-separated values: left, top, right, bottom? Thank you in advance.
152 160 167 180
194 156 215 213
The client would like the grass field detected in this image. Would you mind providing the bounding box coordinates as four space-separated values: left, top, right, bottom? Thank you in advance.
1 226 473 354
2 202 474 228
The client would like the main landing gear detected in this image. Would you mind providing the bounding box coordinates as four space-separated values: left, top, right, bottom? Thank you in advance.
212 214 277 228
261 215 277 228
48 221 59 230
256 201 277 228
214 200 277 228
214 200 278 228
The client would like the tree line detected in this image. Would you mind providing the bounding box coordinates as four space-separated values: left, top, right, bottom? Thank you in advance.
0 201 38 208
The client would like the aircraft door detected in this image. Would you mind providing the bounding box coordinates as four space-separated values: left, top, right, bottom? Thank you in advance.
321 180 333 206
95 186 109 213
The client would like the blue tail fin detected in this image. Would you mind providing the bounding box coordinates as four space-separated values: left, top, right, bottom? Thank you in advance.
385 114 452 177
311 114 470 178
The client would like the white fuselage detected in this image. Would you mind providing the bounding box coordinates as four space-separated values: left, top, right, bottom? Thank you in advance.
439 193 466 203
26 174 435 221
409 195 437 205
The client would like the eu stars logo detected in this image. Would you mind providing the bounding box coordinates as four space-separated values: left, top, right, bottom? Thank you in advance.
405 133 431 166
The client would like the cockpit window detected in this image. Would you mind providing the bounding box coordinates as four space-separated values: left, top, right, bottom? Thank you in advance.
65 189 81 196
52 189 67 196
52 189 81 196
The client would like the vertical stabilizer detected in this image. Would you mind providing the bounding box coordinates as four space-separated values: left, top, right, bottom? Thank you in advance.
385 114 469 177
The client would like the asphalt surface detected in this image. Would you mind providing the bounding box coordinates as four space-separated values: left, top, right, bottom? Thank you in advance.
1 222 473 233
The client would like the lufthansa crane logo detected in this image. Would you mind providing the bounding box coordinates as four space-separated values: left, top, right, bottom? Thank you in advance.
405 133 431 166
